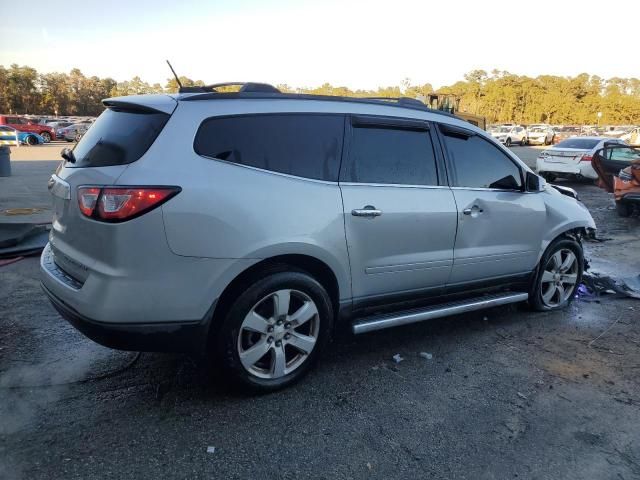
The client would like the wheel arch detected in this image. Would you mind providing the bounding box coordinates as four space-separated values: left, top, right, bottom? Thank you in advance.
537 225 591 263
208 253 344 342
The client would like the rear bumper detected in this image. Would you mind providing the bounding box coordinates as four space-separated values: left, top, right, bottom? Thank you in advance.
42 282 213 353
536 159 598 179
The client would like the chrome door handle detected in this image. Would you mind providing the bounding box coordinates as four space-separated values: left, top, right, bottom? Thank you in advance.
463 205 484 215
352 206 382 217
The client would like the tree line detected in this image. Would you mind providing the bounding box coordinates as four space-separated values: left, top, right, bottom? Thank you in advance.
1 64 639 124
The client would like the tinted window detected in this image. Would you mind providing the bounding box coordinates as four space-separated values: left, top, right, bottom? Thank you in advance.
443 132 523 189
194 114 344 181
554 138 600 149
70 108 170 168
345 126 438 185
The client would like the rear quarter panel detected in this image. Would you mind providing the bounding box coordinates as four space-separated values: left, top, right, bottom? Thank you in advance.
114 101 352 301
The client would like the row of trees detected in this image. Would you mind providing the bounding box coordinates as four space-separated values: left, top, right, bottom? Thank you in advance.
1 64 639 124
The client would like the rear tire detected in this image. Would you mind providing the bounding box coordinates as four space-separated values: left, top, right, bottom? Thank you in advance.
616 201 632 217
540 172 556 182
506 138 512 147
40 132 51 142
521 137 527 146
216 270 333 392
26 135 38 146
529 237 583 311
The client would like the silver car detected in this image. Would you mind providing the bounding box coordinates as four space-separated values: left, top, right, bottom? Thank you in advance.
41 84 596 391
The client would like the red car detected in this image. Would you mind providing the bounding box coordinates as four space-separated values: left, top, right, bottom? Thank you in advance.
0 115 55 142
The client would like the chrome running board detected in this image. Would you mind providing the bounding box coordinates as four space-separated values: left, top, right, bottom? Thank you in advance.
351 292 529 334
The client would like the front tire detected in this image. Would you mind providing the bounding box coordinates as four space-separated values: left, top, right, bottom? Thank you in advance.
217 270 333 392
506 137 512 147
529 237 583 311
26 135 38 146
540 172 557 182
40 132 51 142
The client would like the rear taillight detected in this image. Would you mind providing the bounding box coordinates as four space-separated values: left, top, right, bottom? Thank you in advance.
77 186 180 222
78 187 100 217
580 154 593 162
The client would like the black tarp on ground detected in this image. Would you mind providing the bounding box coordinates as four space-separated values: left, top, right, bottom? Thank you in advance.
0 223 50 259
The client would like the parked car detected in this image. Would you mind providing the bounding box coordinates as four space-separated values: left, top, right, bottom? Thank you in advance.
490 125 528 146
553 126 582 144
42 85 596 391
592 145 640 217
601 126 632 138
0 115 55 142
536 136 627 182
620 127 640 145
59 123 90 142
46 121 74 131
0 126 45 146
527 125 555 145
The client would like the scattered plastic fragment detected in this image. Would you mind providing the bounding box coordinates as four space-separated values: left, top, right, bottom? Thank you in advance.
418 352 433 360
580 272 640 301
206 446 216 454
392 354 404 364
517 392 527 400
483 316 488 321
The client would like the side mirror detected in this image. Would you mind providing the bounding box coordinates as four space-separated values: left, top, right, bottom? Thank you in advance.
525 171 541 191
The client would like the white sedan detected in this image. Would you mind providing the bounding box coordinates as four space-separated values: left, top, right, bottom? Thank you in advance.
536 136 627 181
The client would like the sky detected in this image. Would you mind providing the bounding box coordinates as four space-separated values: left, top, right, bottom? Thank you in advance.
1 0 639 89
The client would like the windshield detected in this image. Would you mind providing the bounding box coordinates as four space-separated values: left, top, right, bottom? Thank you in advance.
498 127 510 133
530 127 545 133
554 138 600 149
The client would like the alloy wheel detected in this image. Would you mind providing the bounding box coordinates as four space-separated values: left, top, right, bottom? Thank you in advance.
237 289 320 379
540 249 579 307
40 132 51 142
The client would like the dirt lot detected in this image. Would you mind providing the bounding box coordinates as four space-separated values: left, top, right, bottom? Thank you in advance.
1 148 639 480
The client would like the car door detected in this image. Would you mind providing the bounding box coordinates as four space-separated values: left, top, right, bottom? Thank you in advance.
592 145 640 191
437 124 547 286
340 115 457 305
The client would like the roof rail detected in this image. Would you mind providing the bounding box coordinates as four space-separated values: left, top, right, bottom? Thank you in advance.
178 82 281 94
359 97 428 110
179 90 460 120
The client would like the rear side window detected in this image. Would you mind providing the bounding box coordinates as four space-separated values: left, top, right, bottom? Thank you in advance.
70 108 170 167
194 114 345 181
344 125 438 185
442 131 523 190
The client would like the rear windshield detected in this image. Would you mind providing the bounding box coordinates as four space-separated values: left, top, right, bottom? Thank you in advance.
69 108 169 167
554 138 599 150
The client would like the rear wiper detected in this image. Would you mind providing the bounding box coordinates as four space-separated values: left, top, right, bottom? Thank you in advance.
61 147 76 164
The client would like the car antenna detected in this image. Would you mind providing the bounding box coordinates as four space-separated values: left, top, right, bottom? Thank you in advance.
166 60 182 89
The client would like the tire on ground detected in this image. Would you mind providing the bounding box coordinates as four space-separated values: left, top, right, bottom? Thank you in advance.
529 236 584 312
216 270 333 392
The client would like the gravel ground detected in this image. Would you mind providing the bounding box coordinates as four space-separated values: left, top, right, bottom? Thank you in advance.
1 150 639 480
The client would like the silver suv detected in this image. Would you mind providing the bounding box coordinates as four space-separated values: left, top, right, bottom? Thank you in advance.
41 83 596 391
